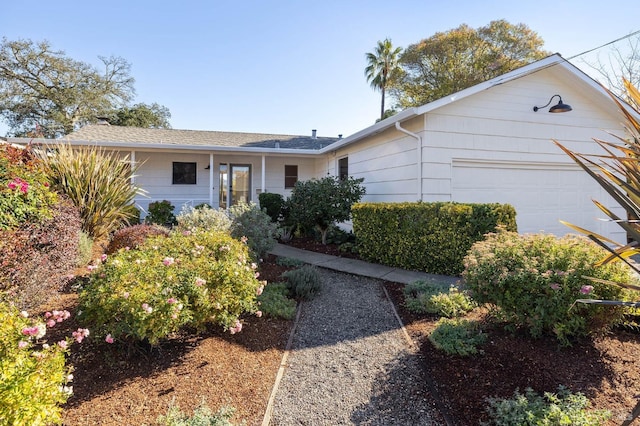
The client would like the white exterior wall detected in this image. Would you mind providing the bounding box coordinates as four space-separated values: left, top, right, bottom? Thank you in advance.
326 68 628 242
129 150 318 218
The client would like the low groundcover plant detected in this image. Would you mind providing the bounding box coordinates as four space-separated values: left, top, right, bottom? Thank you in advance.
78 228 264 345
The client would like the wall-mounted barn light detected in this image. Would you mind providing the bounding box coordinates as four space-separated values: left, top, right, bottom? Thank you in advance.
533 94 572 113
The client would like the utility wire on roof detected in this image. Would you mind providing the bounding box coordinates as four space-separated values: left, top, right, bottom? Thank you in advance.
488 29 640 89
566 29 640 61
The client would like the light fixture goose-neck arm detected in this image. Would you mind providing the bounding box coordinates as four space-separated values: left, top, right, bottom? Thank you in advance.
533 94 572 113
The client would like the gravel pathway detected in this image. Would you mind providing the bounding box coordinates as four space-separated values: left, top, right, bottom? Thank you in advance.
268 268 443 425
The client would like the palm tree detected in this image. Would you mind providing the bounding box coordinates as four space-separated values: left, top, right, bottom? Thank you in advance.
365 38 402 121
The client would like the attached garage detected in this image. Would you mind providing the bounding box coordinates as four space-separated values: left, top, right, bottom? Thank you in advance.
451 159 625 242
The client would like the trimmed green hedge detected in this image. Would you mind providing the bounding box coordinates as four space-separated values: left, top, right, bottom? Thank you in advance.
352 202 516 275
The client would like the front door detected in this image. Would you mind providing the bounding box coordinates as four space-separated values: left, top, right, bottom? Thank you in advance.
219 164 251 209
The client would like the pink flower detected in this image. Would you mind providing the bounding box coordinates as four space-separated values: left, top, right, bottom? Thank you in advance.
105 334 114 344
22 326 39 336
171 313 178 319
549 283 560 290
57 340 68 349
182 230 191 236
100 254 108 262
72 328 90 343
256 311 263 318
141 303 153 313
123 292 130 299
229 319 243 334
87 265 98 272
580 285 594 295
47 319 56 328
18 341 28 349
195 277 206 287
7 181 17 190
256 285 264 296
167 297 177 304
162 257 175 266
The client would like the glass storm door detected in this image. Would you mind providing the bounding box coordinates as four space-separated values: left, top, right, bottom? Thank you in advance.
219 164 251 209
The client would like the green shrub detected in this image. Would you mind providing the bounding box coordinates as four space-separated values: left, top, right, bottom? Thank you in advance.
157 401 236 426
106 224 170 254
257 282 297 319
258 192 284 222
229 202 277 260
146 200 176 226
484 386 611 425
0 197 81 310
0 144 58 230
275 257 305 268
428 318 487 356
288 176 365 244
0 303 74 425
37 143 142 240
176 205 231 233
352 202 517 275
79 229 263 346
463 230 634 345
404 281 476 318
77 231 94 267
282 265 322 300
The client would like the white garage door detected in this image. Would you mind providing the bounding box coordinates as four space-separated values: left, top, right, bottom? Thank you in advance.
451 160 624 242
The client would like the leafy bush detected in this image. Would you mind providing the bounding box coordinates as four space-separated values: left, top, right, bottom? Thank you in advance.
37 143 142 240
353 202 516 275
106 224 170 254
404 281 476 318
257 282 297 319
79 229 263 345
463 230 634 345
275 257 305 268
288 176 365 244
0 197 81 309
229 201 277 260
77 231 94 266
157 402 236 426
0 303 74 425
484 386 611 425
282 265 322 300
146 200 176 226
176 205 231 233
0 144 58 230
258 192 284 222
428 318 487 356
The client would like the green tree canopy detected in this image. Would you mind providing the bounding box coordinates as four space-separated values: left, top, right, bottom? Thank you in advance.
0 38 171 138
110 103 172 128
391 20 549 108
365 38 402 121
288 176 366 244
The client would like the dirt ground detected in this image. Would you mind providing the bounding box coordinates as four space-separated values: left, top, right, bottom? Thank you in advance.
40 239 640 425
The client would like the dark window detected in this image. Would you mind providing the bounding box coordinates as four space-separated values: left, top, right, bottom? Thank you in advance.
172 162 197 184
338 157 348 181
285 165 298 188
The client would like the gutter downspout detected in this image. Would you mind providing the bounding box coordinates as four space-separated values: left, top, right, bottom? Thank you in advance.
395 121 422 201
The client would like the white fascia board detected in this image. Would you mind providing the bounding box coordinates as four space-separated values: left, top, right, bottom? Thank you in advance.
318 107 420 154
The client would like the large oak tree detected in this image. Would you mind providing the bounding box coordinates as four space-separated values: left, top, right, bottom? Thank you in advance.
391 20 549 108
0 38 171 138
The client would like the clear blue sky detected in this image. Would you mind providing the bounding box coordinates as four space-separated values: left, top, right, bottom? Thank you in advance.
2 0 639 138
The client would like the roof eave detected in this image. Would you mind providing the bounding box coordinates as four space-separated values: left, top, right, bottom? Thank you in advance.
26 138 322 155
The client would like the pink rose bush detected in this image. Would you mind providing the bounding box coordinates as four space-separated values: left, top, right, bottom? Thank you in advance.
464 230 635 345
79 228 263 346
1 303 79 424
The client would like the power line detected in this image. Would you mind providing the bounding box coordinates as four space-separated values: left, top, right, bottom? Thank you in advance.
567 29 640 61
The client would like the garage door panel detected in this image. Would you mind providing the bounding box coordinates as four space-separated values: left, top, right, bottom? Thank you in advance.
451 161 624 241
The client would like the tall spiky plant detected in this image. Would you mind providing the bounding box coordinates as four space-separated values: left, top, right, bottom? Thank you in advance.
37 143 144 240
555 80 640 425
